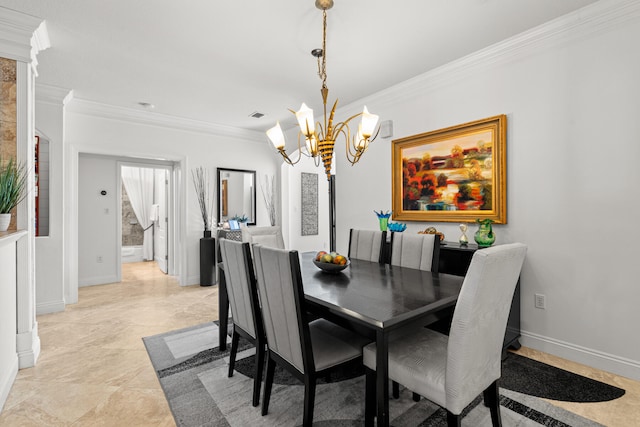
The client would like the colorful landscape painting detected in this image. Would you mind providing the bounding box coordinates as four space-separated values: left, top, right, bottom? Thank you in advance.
392 115 507 223
401 129 494 212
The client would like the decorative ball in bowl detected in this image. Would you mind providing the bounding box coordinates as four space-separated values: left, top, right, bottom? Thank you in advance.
313 251 350 273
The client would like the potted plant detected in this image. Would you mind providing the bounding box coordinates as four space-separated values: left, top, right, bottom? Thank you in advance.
191 166 214 237
0 156 28 232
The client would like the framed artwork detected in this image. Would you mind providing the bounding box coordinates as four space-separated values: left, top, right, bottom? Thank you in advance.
392 114 507 223
301 172 318 236
221 179 228 217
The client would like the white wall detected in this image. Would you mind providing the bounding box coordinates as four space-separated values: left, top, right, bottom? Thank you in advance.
0 238 19 412
78 154 120 286
34 89 68 314
64 106 280 291
329 2 640 379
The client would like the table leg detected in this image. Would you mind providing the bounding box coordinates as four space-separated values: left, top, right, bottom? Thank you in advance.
376 330 390 427
218 268 229 351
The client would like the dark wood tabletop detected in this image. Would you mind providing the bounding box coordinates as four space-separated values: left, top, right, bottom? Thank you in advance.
300 252 463 330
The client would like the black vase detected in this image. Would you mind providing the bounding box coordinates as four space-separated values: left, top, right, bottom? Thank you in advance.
199 234 215 286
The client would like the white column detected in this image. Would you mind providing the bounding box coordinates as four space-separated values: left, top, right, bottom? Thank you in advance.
0 6 50 369
15 60 40 368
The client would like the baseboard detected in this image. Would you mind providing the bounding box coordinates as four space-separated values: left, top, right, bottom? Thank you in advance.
185 274 218 287
36 299 65 315
0 354 18 413
521 330 640 381
17 325 41 369
186 274 201 286
78 275 119 287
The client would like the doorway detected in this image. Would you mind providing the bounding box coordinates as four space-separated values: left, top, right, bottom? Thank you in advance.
120 164 171 275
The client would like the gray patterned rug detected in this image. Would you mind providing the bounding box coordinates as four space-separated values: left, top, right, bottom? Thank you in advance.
143 322 622 427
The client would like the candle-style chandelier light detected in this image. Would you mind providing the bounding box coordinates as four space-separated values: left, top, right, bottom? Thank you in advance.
266 0 380 181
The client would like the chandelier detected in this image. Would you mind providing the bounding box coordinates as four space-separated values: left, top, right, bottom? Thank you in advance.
266 0 379 181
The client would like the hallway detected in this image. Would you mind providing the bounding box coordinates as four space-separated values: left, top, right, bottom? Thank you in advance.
0 262 216 426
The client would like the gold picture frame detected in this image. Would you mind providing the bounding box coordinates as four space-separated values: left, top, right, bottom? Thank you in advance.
392 114 507 223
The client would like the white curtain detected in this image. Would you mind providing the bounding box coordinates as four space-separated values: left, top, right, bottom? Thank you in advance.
122 166 155 261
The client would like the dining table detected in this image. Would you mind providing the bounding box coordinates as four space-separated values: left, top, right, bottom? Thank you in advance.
217 251 465 426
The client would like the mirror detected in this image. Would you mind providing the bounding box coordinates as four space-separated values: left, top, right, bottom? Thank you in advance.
217 168 256 226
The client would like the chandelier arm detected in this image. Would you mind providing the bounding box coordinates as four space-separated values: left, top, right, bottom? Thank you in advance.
277 129 326 166
316 122 326 142
369 124 381 142
332 113 363 162
332 111 363 140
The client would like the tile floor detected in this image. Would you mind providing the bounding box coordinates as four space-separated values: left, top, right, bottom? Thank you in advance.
0 261 637 426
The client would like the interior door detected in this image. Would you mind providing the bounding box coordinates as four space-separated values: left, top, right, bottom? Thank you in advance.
155 169 169 274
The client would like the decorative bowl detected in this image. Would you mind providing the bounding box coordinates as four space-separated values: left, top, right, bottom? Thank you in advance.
313 259 350 274
388 222 407 232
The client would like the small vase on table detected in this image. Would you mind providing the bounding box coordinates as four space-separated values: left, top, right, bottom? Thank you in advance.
374 210 392 232
474 219 495 247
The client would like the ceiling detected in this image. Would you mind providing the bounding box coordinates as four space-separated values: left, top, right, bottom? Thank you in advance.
1 0 599 133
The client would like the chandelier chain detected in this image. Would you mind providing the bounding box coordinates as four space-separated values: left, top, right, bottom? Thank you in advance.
317 9 328 89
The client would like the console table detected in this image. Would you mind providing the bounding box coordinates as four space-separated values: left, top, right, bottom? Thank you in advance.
438 241 521 353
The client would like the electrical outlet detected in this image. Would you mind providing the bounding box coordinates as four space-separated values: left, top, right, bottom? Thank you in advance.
97 255 103 263
534 293 546 309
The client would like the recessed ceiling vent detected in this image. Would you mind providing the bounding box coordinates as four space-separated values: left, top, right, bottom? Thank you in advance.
249 111 265 119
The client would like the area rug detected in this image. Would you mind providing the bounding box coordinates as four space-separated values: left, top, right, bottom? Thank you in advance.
143 322 624 427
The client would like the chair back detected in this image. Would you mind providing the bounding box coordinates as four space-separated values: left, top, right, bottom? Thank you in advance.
445 243 527 414
253 245 311 375
219 239 262 339
348 229 386 263
240 224 285 249
390 232 440 272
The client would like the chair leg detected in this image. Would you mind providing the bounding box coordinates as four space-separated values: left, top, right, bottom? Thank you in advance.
364 368 376 427
446 411 462 427
261 356 276 416
483 380 503 427
392 380 400 398
228 329 240 378
252 341 265 407
303 376 316 427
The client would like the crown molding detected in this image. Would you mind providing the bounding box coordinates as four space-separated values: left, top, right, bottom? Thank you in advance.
0 6 48 65
66 98 267 143
35 83 74 106
341 0 640 115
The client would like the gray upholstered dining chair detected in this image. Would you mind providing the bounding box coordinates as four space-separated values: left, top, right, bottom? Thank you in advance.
218 238 265 407
363 243 527 427
252 245 372 427
240 224 285 249
388 231 442 400
348 229 387 263
389 232 441 272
